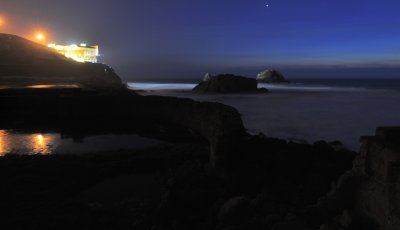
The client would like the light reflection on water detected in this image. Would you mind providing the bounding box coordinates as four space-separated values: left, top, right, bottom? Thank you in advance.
0 131 57 156
0 130 163 156
26 84 80 89
0 84 80 90
0 130 8 155
32 134 55 155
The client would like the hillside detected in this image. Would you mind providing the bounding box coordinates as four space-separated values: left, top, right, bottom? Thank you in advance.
0 33 123 90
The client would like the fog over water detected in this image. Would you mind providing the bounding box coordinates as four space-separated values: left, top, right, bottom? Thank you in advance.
129 81 400 150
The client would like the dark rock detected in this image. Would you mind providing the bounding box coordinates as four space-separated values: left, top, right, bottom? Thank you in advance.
335 209 352 228
304 171 357 224
328 140 348 152
375 126 400 144
193 74 267 94
271 215 312 230
307 127 400 230
251 192 279 214
134 95 247 169
352 127 400 229
154 159 223 229
256 69 289 83
218 196 252 224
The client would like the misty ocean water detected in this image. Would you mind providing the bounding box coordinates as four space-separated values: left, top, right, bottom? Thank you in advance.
129 79 400 150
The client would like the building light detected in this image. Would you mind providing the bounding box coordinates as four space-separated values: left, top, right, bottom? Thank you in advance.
32 32 47 45
48 43 99 63
36 33 44 40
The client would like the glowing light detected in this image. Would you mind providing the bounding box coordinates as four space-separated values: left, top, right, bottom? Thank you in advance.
0 17 5 27
0 130 8 156
48 43 99 63
37 134 44 142
36 33 44 40
33 134 51 155
31 31 48 45
27 84 58 89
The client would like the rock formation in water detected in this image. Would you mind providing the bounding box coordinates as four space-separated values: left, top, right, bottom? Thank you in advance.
203 73 212 82
0 33 124 91
256 69 289 83
193 74 268 93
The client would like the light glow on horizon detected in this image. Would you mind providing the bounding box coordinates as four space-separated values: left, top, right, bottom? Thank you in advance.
0 16 5 28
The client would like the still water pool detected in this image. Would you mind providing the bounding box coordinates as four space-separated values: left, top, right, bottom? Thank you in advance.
0 130 163 156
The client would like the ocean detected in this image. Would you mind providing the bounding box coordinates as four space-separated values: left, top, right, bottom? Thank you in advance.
128 78 400 150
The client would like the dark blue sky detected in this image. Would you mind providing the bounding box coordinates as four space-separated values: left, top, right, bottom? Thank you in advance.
2 0 400 80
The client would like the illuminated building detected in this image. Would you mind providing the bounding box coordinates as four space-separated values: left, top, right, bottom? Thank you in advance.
47 43 99 63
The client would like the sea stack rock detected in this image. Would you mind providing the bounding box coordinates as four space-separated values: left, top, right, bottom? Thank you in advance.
193 74 267 93
203 73 212 82
256 69 289 83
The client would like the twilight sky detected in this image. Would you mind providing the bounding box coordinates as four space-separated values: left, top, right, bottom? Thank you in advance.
1 0 400 80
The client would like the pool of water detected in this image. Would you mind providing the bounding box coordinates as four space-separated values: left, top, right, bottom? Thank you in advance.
0 130 164 156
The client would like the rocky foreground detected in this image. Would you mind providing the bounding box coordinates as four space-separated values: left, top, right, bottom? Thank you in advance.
0 33 399 230
1 88 399 230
